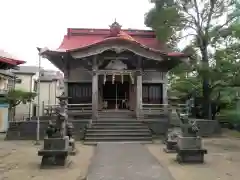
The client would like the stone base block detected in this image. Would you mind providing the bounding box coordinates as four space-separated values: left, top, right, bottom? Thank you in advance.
38 137 70 167
43 137 69 150
176 149 207 164
177 136 202 150
68 138 76 156
40 154 70 168
163 147 177 153
164 140 177 153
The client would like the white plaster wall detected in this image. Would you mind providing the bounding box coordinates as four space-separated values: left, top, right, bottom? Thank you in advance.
35 80 63 116
0 78 8 91
14 74 33 120
68 67 92 82
142 70 167 83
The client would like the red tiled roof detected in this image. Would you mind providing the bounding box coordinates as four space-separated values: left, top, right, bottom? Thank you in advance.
60 29 160 48
56 25 185 57
0 49 25 66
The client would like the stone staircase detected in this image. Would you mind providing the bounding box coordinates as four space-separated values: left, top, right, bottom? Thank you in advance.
84 111 152 144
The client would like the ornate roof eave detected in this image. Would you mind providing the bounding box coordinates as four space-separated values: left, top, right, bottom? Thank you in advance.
67 37 188 61
37 47 68 71
37 38 190 70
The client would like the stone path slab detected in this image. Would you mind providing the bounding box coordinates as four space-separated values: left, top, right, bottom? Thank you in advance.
87 143 174 180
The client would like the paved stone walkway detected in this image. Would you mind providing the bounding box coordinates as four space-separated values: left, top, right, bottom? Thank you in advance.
87 143 174 180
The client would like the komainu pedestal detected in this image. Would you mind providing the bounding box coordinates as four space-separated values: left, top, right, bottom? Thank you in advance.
38 94 75 167
176 136 207 163
176 116 207 163
38 137 69 166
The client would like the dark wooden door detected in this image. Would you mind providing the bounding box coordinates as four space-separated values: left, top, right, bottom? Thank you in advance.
142 83 163 104
68 83 92 104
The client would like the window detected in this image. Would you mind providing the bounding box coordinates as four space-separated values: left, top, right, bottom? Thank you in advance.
33 80 38 91
15 78 22 84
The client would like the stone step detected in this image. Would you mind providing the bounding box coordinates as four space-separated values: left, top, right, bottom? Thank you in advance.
92 123 144 126
97 116 135 119
93 117 139 123
86 129 150 133
85 132 152 136
84 141 152 145
89 125 148 129
84 136 152 141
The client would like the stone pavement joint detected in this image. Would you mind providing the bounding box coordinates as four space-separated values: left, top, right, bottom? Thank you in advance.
87 143 175 180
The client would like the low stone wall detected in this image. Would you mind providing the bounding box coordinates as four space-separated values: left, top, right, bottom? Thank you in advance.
143 116 170 135
5 117 221 140
194 119 221 137
5 120 89 141
29 116 57 120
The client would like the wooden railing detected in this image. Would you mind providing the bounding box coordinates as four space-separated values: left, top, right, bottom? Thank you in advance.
43 103 189 117
44 103 92 116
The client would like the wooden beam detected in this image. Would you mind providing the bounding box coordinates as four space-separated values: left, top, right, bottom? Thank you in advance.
97 69 136 74
103 57 128 60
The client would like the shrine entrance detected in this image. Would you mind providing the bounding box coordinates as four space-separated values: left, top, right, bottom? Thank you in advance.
100 73 133 110
102 81 129 109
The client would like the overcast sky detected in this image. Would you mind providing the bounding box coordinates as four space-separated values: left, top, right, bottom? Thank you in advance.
0 0 153 71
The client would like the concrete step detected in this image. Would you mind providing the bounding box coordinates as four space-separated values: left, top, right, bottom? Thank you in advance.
85 132 152 136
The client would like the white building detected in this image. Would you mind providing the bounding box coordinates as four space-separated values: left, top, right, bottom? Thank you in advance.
12 66 64 119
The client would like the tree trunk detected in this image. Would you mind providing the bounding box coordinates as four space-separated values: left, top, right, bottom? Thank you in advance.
201 46 212 120
8 107 14 122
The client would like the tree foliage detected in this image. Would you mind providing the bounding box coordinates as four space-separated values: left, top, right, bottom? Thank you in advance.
168 40 240 119
0 89 37 121
145 0 240 119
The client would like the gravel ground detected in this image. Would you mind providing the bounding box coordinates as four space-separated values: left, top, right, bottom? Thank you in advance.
0 138 94 180
147 138 240 180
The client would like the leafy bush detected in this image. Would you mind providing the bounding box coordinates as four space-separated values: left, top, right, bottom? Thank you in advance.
216 110 240 126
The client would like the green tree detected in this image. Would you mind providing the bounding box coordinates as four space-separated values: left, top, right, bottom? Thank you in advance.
169 41 240 119
0 89 37 121
145 0 240 119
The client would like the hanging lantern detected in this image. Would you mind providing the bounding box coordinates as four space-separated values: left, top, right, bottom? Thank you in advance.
112 73 115 84
130 72 134 84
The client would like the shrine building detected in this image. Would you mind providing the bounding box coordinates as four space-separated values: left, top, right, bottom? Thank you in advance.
38 22 188 120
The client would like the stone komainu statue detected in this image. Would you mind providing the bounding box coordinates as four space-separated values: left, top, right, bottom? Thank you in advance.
45 121 57 138
179 114 199 137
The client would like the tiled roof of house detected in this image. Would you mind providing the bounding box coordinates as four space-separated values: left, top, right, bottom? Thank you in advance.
39 70 64 84
0 49 25 67
12 66 41 74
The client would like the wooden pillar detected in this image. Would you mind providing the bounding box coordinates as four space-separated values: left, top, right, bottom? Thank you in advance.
136 56 142 119
63 64 69 100
92 56 98 120
162 72 168 114
162 83 168 104
136 71 142 119
162 72 168 105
